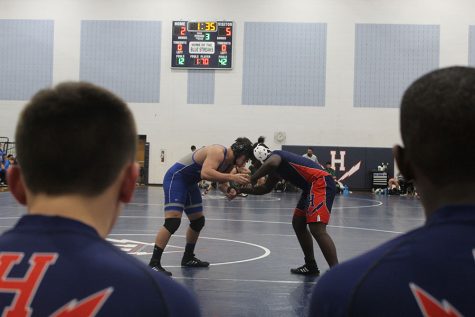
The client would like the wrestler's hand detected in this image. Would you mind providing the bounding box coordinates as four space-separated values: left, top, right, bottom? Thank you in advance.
231 173 250 185
226 187 238 200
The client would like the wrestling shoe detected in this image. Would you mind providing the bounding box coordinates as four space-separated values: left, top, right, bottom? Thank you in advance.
149 261 172 276
290 263 320 276
181 255 210 267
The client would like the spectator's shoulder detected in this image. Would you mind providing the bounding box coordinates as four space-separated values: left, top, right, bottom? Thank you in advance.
310 229 422 316
105 247 201 316
320 229 420 285
148 272 201 316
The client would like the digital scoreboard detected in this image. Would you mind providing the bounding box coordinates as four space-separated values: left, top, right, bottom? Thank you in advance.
171 21 233 69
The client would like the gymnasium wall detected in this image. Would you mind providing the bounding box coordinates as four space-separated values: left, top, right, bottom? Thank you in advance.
283 145 394 190
1 0 474 184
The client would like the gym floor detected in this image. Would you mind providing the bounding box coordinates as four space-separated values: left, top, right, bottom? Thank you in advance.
0 187 424 317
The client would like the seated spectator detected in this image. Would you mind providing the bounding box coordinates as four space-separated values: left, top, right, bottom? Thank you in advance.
388 173 416 196
0 149 4 184
398 173 416 196
387 173 402 194
0 162 5 186
4 154 14 169
0 155 15 185
309 67 475 316
1 82 200 316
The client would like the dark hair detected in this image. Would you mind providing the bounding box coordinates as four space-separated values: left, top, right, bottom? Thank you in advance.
15 82 137 196
401 66 475 185
252 142 269 150
191 145 196 151
231 137 253 159
307 147 313 151
325 162 331 165
257 136 265 143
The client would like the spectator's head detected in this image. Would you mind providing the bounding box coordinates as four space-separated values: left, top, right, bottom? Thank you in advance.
257 136 266 144
395 66 475 208
231 137 253 167
325 162 332 169
307 148 314 156
191 145 196 152
9 82 139 219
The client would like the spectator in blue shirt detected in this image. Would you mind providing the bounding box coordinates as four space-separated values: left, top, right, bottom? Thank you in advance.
0 152 5 185
1 82 201 317
4 154 14 170
309 66 475 317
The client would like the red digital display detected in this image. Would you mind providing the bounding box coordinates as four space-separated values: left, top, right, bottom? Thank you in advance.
218 26 230 37
173 25 188 36
194 58 210 65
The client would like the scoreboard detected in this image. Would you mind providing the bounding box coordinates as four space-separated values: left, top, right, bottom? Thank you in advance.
171 21 233 69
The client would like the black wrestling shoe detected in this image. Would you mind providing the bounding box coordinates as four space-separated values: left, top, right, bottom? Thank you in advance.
290 264 320 276
149 261 172 276
181 255 210 267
